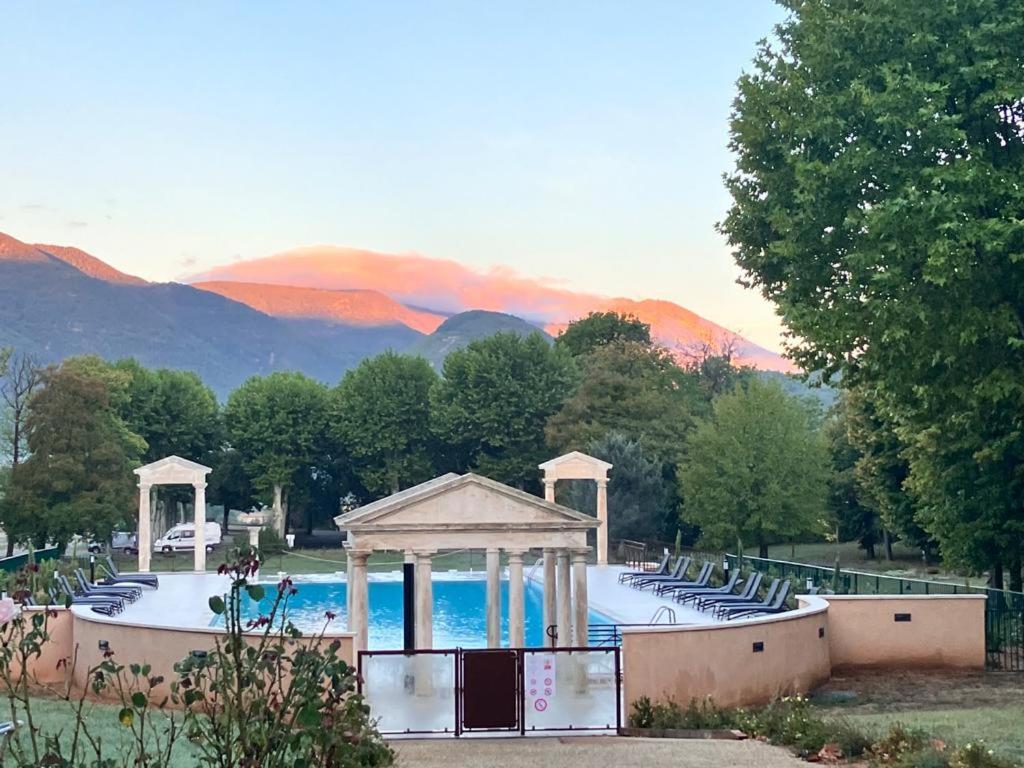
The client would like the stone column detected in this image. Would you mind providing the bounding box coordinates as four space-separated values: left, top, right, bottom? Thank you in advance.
193 481 207 572
571 547 590 646
485 548 501 648
543 478 556 503
507 550 526 648
138 483 152 573
542 548 557 648
415 550 435 649
344 542 353 622
555 549 572 647
596 478 609 566
348 550 370 653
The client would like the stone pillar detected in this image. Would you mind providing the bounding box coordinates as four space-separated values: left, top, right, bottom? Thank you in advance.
543 478 556 503
348 550 370 653
138 483 152 573
572 548 590 646
485 548 501 648
193 482 207 572
415 550 435 649
507 550 526 648
556 549 572 647
542 548 557 648
344 542 354 622
596 478 609 566
247 527 260 548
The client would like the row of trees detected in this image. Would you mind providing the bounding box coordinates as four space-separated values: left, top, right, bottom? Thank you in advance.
721 0 1023 586
0 312 847 556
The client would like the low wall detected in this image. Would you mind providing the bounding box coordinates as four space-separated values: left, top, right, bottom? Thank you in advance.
71 612 356 703
13 607 75 687
621 597 831 710
825 594 986 669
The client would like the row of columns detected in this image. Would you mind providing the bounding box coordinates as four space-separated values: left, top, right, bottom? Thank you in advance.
543 479 609 566
137 480 207 574
346 546 591 653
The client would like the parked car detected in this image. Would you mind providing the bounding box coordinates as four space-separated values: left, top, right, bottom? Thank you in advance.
152 522 222 554
87 532 139 555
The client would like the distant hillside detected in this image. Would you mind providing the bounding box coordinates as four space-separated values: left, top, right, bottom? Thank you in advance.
0 233 420 397
406 310 550 368
194 281 445 334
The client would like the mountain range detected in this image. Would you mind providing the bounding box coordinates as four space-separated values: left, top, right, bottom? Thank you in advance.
0 231 795 398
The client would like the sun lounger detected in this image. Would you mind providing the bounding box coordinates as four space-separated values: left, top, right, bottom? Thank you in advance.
670 568 742 604
49 586 123 616
102 556 159 588
73 570 142 602
618 553 671 584
718 581 791 620
631 557 693 590
693 572 765 610
651 561 713 595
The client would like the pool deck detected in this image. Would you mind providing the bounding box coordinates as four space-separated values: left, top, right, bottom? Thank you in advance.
74 564 714 633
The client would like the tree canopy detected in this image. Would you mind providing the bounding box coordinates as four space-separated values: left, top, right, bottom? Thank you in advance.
720 0 1024 577
431 332 577 489
680 379 828 557
554 311 652 357
331 352 438 497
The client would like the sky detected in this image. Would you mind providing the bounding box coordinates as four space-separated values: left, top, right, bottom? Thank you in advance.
0 1 789 351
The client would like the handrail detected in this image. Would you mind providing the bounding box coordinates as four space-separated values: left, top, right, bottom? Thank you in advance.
526 558 543 585
648 606 676 624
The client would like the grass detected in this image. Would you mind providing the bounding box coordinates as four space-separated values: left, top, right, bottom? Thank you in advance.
844 707 1024 763
1 696 199 767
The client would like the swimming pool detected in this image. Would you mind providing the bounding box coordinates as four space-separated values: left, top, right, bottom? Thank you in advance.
213 577 615 649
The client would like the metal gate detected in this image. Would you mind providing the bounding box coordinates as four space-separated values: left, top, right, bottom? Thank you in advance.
358 646 621 737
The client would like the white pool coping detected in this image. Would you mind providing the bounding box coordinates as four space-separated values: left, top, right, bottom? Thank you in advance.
73 564 717 633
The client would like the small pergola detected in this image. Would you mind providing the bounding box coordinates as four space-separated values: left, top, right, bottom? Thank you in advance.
134 456 211 573
334 473 599 652
539 452 613 566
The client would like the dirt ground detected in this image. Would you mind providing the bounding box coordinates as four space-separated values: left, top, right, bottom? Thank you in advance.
811 668 1024 715
393 736 805 768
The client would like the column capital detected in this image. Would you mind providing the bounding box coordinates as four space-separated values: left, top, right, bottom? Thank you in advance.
505 549 527 563
596 477 608 488
349 549 372 565
194 481 208 491
486 547 501 556
138 481 152 492
542 547 557 555
413 549 436 560
570 546 591 563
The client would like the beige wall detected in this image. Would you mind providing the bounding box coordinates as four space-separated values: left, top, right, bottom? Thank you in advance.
622 598 831 710
826 595 986 670
11 607 75 687
71 613 355 703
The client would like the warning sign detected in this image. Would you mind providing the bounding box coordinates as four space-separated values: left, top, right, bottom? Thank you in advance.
525 653 556 713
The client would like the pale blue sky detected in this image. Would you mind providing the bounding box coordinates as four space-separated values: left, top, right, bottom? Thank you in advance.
1 1 788 350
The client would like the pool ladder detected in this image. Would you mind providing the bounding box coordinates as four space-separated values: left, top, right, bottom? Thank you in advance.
649 606 677 624
526 558 543 584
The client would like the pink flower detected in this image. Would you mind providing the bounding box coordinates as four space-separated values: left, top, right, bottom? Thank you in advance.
0 598 17 626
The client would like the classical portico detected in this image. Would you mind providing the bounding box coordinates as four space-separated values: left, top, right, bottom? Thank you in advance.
539 452 613 566
133 456 212 573
334 473 599 653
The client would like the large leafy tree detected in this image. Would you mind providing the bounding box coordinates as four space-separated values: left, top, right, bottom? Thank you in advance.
331 351 438 497
825 399 881 560
554 312 653 358
0 349 43 554
720 1 1024 579
546 340 700 466
224 372 330 535
563 432 669 543
431 333 577 490
4 365 143 549
680 379 828 557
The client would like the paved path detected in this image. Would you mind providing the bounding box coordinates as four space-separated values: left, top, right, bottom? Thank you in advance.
393 736 804 767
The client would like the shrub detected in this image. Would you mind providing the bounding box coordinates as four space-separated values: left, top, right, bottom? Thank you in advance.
258 526 287 555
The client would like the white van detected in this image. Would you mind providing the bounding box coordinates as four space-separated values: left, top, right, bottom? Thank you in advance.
153 522 222 554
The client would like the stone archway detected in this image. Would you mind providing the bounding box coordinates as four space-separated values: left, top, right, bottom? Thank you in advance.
538 452 613 566
134 456 212 573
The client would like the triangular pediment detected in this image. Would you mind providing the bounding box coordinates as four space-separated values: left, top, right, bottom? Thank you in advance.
335 473 598 531
134 455 211 485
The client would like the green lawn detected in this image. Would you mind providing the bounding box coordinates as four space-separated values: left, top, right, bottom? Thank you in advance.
1 696 199 767
843 707 1024 764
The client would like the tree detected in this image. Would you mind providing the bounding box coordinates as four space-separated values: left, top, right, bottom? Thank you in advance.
546 340 700 465
0 350 42 554
4 366 142 549
825 400 880 560
430 333 577 490
679 339 756 405
224 372 330 536
679 379 828 557
563 432 668 543
719 1 1024 578
331 352 438 498
554 312 652 357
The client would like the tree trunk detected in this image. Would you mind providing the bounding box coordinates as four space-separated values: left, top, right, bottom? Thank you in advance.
865 540 876 560
1010 554 1022 594
759 541 769 559
992 560 1005 591
883 529 893 561
5 536 13 558
273 484 285 537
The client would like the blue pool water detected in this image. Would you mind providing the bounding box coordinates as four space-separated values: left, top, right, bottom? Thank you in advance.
215 578 614 649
